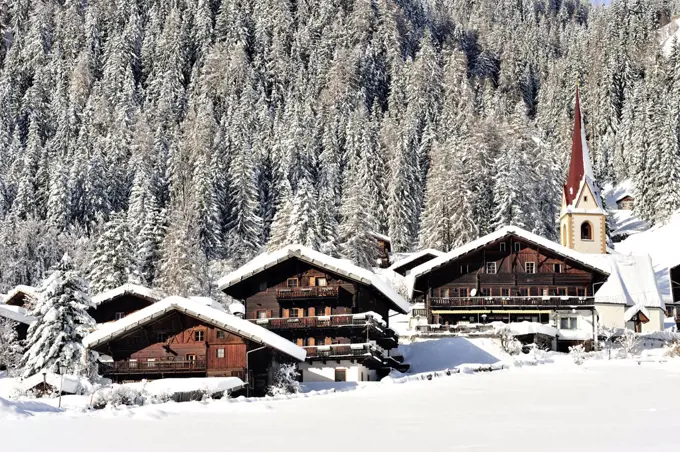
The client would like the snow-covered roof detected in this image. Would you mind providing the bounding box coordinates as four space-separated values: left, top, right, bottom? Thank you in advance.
2 285 37 306
142 377 245 396
615 210 680 301
601 180 648 238
405 226 611 298
0 304 36 325
369 231 391 243
229 302 246 316
217 245 410 314
83 296 306 361
623 305 652 323
22 373 83 394
389 249 445 274
91 284 162 307
603 180 634 205
591 254 665 310
189 296 226 312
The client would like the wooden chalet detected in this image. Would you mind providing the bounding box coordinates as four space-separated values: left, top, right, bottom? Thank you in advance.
0 286 37 341
389 249 444 277
2 285 37 308
88 283 162 324
370 232 392 268
218 245 411 381
83 297 306 396
406 226 610 349
670 263 680 327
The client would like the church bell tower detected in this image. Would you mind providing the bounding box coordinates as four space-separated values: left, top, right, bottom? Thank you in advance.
559 87 607 254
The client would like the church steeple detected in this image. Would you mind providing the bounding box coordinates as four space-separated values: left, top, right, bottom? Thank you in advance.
559 87 607 254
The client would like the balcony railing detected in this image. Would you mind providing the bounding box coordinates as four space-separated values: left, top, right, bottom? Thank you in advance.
276 286 339 300
303 343 383 359
99 358 207 375
252 313 390 332
429 296 596 308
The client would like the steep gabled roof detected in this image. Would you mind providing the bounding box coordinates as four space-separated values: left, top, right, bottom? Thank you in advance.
591 253 665 310
91 283 163 307
83 296 307 361
405 226 611 299
389 249 445 274
217 245 410 314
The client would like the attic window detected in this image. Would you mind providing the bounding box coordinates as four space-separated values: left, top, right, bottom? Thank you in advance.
513 242 521 252
500 242 506 252
584 195 589 202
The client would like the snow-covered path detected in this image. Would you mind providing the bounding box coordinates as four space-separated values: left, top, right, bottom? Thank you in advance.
2 360 679 452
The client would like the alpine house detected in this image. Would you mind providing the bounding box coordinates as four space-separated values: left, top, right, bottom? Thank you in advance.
218 244 410 383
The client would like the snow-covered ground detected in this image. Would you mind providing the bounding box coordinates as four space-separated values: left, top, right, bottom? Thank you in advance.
2 338 680 451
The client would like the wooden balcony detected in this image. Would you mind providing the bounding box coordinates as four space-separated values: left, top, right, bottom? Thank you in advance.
253 313 385 330
99 358 207 376
303 343 384 360
429 296 596 309
276 286 339 300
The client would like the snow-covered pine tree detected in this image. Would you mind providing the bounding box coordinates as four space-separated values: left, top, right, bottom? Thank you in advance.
0 318 23 375
88 212 134 294
21 254 96 378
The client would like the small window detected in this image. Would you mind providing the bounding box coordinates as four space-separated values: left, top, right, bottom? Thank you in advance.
481 288 491 297
560 317 578 330
157 332 168 343
257 310 268 319
290 308 302 317
128 359 138 368
553 264 562 273
581 222 593 241
514 242 521 252
500 242 506 252
146 358 156 368
557 287 567 296
258 281 267 292
335 368 346 382
519 288 528 297
577 288 586 297
501 288 510 297
459 264 469 274
459 288 469 297
525 262 536 274
114 312 125 320
186 354 197 362
486 262 497 274
287 278 299 288
216 330 226 339
316 277 327 287
217 348 225 358
584 195 589 202
194 330 205 342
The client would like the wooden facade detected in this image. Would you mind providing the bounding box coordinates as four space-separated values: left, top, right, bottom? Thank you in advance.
222 257 407 373
90 310 281 395
412 234 608 325
88 293 156 324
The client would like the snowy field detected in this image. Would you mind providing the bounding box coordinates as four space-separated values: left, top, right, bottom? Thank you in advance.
2 339 680 452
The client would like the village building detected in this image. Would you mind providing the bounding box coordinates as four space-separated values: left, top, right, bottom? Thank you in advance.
83 296 306 396
0 285 37 341
88 283 163 324
370 231 393 268
404 88 667 349
217 245 410 383
603 180 648 243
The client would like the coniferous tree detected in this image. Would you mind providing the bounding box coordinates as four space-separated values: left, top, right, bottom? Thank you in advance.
88 212 134 294
21 254 96 378
0 318 23 375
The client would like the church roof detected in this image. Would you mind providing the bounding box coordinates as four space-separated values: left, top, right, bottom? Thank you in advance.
564 87 603 210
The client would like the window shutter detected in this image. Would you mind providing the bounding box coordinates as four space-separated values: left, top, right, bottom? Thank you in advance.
308 307 316 317
283 308 289 318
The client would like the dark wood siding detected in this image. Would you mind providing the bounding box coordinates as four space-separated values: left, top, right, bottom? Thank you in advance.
88 294 156 324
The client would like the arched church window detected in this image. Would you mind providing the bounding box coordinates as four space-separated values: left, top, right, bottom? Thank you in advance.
581 222 593 241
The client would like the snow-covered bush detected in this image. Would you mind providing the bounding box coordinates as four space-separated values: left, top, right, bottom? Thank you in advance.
569 344 586 365
497 325 522 355
617 329 640 357
92 385 145 409
663 341 680 358
267 363 301 396
0 318 23 376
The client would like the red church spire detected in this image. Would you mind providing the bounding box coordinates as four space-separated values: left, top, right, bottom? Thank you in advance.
564 86 594 207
